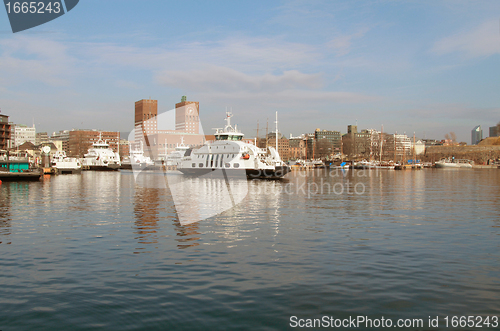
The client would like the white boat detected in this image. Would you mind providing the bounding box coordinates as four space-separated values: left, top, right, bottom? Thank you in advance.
51 150 81 174
177 112 290 179
81 136 121 171
435 158 473 168
125 142 155 170
166 137 190 169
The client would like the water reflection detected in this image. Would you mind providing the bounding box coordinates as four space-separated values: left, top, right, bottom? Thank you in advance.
133 185 162 253
0 182 12 244
172 219 200 249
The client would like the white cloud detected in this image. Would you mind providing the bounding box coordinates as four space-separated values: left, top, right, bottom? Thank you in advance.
80 36 321 73
432 20 500 57
156 66 322 92
0 36 76 86
326 29 369 56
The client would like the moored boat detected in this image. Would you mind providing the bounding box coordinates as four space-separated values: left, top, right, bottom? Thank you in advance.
51 151 81 174
81 136 121 171
435 158 473 168
177 112 290 179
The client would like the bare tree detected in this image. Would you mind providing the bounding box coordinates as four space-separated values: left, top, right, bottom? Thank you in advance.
450 132 457 143
315 139 333 159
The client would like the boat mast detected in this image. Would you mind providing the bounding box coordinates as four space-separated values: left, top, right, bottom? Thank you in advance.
275 111 278 154
380 124 383 164
265 118 268 148
255 120 259 147
413 132 416 167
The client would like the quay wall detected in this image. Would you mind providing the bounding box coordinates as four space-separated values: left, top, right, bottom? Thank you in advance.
424 145 500 164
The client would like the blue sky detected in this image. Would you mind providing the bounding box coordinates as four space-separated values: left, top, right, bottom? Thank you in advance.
0 0 499 143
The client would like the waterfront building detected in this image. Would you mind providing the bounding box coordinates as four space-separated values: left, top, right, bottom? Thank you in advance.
412 139 426 155
50 130 70 153
12 124 36 147
0 114 11 150
133 97 204 160
68 130 120 158
314 129 341 155
36 132 49 145
490 125 499 137
119 139 130 160
134 98 158 146
289 135 306 160
394 134 412 157
266 132 290 161
342 125 373 158
175 96 199 134
471 125 482 145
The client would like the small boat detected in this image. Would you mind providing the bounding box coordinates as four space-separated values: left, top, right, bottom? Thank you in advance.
165 138 190 170
51 151 81 174
81 136 121 171
435 158 473 168
129 144 155 170
177 112 290 179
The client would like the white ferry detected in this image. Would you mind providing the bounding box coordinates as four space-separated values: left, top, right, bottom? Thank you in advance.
435 158 473 168
122 142 155 170
81 136 121 171
51 150 82 174
177 112 290 179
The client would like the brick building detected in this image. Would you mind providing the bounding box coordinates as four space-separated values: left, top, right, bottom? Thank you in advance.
0 114 11 150
133 97 205 159
289 136 306 159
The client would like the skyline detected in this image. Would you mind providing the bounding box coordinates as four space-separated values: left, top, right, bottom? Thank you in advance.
1 1 499 143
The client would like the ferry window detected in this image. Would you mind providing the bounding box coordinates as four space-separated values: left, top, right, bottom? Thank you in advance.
215 154 219 166
220 155 224 167
225 163 230 168
233 163 240 168
192 163 196 167
199 163 203 168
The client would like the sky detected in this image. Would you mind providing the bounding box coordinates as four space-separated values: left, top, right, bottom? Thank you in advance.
0 0 499 143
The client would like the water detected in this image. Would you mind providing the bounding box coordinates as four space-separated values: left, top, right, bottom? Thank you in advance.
1 169 499 330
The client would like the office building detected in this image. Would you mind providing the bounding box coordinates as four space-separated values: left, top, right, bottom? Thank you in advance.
0 114 11 150
471 125 482 145
12 124 36 147
490 126 499 138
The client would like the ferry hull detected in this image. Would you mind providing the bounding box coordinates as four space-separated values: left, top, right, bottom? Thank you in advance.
57 168 82 174
178 166 290 179
84 165 121 171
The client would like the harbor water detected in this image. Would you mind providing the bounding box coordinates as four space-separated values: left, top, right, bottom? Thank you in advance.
1 169 499 330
